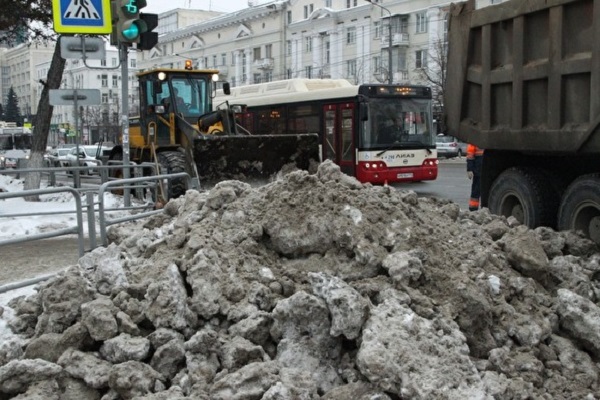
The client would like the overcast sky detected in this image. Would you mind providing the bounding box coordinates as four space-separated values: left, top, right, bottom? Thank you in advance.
144 0 249 14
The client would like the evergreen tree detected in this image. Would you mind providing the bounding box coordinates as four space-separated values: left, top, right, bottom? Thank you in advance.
4 87 22 125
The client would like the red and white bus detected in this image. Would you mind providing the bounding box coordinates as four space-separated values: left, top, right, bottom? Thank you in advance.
216 79 438 184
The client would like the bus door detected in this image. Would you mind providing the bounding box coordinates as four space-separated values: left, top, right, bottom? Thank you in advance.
323 103 355 177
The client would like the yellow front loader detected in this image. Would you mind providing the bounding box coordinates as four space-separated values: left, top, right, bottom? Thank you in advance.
107 66 320 199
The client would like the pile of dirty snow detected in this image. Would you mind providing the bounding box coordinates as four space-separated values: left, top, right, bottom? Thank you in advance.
1 160 600 399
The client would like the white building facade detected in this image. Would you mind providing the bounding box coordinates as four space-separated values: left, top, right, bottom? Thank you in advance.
37 48 139 146
0 42 54 121
137 0 453 90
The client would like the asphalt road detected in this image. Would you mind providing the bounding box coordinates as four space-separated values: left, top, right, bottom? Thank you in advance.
0 159 470 287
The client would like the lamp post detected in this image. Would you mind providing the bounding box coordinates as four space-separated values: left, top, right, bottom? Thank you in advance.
366 0 393 84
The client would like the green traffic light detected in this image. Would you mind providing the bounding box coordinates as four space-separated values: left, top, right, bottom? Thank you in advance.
122 24 140 40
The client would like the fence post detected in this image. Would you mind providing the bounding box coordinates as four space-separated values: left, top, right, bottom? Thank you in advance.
86 191 97 250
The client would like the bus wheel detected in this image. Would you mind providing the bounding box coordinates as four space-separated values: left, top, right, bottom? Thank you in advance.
558 174 600 244
157 151 187 200
488 167 558 229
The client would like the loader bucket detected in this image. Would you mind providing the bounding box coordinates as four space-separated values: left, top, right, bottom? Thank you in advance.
193 133 320 182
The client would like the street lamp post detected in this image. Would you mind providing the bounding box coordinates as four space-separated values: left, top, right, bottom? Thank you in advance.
366 0 393 84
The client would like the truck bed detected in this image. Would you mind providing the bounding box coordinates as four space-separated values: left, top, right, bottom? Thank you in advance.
445 0 600 154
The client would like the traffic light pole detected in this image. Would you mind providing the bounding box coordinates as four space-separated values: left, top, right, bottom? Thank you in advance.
120 42 131 206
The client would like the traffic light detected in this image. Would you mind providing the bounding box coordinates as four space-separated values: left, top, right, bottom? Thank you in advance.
114 0 147 45
138 13 159 50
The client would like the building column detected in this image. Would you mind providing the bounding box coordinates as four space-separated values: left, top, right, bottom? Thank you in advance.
234 50 242 86
313 33 322 78
330 29 342 79
291 34 299 78
245 48 252 85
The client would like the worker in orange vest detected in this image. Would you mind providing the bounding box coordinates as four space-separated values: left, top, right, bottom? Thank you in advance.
466 144 484 211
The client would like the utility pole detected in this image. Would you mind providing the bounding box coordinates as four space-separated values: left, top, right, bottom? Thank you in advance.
366 0 393 84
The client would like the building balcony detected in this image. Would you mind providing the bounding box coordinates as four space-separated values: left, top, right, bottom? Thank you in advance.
253 58 274 69
381 32 410 47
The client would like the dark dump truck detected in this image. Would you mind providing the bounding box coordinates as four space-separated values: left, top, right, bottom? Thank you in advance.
445 0 600 243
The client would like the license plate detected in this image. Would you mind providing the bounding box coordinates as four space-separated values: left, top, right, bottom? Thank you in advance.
397 173 414 179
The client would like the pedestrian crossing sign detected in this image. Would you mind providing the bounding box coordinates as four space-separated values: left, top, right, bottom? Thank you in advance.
52 0 112 34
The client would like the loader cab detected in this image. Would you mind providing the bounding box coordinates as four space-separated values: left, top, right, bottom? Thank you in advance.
138 68 219 126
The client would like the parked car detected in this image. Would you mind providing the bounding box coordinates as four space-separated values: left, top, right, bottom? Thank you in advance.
436 135 468 158
46 147 73 168
65 145 102 174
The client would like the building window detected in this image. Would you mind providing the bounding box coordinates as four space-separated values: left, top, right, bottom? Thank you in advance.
374 21 381 39
130 59 136 68
287 11 292 24
325 0 332 6
242 53 247 77
111 58 117 67
265 44 272 59
221 53 227 65
101 59 106 67
101 74 108 87
287 40 292 56
416 12 428 33
346 0 357 7
102 93 108 104
264 71 272 82
305 66 313 78
253 47 261 61
374 56 380 72
305 36 312 53
346 27 356 45
254 73 262 84
415 49 427 68
304 4 314 18
112 75 118 87
346 60 357 77
325 41 330 64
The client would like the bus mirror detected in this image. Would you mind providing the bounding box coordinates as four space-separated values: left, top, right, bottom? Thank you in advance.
360 103 369 121
223 82 231 95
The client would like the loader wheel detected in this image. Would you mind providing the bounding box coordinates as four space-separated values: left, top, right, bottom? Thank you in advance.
488 167 558 229
558 174 600 244
157 151 187 200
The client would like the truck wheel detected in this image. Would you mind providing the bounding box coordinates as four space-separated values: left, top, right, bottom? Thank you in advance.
488 167 558 229
558 174 600 244
157 151 187 200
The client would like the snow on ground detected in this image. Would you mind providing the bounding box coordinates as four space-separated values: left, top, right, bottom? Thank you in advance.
0 173 145 240
0 173 147 341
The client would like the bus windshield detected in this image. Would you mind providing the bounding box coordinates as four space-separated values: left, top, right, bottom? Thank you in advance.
362 98 435 149
13 134 33 150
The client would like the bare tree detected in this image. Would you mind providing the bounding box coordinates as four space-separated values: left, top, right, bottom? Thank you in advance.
416 35 448 132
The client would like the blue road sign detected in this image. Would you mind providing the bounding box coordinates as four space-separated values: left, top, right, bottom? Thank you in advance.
52 0 112 34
